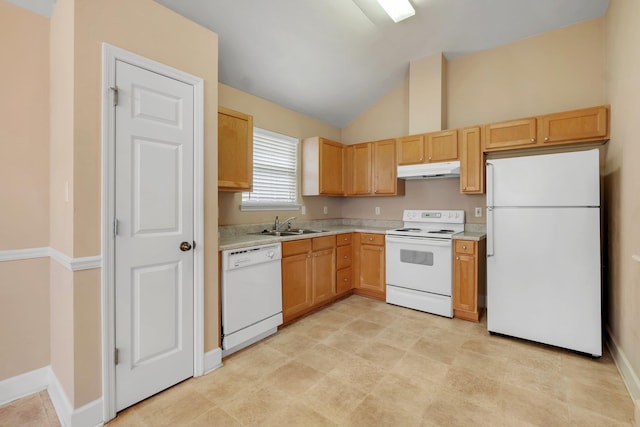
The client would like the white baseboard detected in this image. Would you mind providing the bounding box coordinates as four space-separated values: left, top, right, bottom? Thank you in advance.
48 369 103 427
0 366 49 406
606 327 640 401
204 347 223 375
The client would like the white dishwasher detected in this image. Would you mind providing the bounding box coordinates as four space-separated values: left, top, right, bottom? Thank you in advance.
221 243 282 357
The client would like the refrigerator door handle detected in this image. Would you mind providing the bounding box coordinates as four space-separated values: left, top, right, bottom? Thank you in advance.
487 207 494 257
486 162 494 208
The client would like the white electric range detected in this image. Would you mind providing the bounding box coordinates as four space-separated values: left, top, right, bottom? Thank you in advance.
385 209 465 317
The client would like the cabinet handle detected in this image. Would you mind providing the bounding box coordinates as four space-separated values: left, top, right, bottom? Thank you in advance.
463 186 466 190
462 245 467 249
456 256 460 260
530 138 536 142
428 156 432 160
344 255 348 259
343 278 348 282
379 248 383 252
419 157 423 161
369 237 373 241
544 137 550 142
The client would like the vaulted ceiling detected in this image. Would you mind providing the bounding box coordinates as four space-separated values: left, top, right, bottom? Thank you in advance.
9 0 609 127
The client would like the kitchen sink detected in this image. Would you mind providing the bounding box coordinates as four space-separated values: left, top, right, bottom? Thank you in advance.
254 229 326 236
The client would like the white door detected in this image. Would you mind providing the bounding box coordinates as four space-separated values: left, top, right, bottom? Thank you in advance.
114 60 195 411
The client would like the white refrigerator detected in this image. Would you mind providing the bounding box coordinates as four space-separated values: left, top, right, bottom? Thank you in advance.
486 149 602 356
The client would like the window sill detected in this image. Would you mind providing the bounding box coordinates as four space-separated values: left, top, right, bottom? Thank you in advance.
240 203 301 212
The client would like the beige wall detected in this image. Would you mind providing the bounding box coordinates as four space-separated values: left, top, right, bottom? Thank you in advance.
218 83 343 226
604 0 640 398
46 0 220 408
337 18 607 227
409 53 446 134
0 1 51 382
447 17 607 129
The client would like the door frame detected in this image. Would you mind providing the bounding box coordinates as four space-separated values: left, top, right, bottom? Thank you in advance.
100 43 205 422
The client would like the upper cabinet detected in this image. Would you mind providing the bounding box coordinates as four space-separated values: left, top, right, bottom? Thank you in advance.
426 130 459 162
397 130 459 165
302 137 344 196
397 135 424 165
538 106 608 145
459 127 484 194
345 139 404 196
218 107 253 192
483 106 609 152
483 118 538 151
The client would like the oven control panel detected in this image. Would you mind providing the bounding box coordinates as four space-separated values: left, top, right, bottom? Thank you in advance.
402 210 464 223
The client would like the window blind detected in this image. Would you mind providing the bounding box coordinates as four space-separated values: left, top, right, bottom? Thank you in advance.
241 128 299 210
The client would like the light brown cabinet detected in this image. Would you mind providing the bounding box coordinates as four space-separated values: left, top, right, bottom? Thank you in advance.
397 135 425 165
426 130 459 162
354 233 386 300
346 139 404 196
336 233 353 295
459 127 484 194
538 106 608 145
302 137 344 196
281 236 336 324
453 239 486 322
483 118 538 151
483 106 609 152
397 130 459 165
218 107 253 191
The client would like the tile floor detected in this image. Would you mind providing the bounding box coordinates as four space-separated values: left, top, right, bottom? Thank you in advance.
1 295 635 426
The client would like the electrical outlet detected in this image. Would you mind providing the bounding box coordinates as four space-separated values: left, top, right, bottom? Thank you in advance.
475 207 482 217
301 206 306 215
375 207 381 215
323 206 328 215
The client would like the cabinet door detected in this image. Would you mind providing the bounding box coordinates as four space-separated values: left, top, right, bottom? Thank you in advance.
336 245 352 270
282 253 312 322
312 247 336 305
373 139 397 195
337 267 353 294
539 106 608 145
350 143 372 195
319 139 344 195
359 244 385 295
426 130 458 162
218 108 253 191
397 135 425 165
483 118 537 151
460 127 484 194
453 251 477 313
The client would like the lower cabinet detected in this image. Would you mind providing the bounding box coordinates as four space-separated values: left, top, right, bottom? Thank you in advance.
281 236 336 324
336 233 354 295
354 233 386 300
453 239 486 322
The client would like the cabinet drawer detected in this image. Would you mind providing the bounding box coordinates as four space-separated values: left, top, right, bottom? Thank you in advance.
337 267 353 293
336 233 353 246
312 235 336 251
336 245 352 270
455 240 476 255
360 233 384 246
282 239 311 257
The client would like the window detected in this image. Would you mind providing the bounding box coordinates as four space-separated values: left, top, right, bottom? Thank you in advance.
241 128 299 211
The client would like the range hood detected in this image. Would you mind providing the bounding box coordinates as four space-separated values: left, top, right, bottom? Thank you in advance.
397 161 461 180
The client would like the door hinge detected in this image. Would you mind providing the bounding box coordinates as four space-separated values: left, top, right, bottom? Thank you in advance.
110 86 119 106
113 219 119 237
114 348 119 365
192 241 196 250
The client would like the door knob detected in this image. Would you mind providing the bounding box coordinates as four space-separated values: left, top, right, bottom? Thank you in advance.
180 241 192 251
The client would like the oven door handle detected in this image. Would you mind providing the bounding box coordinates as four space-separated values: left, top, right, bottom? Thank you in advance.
385 235 452 247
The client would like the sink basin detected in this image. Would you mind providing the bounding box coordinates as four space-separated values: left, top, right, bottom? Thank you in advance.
254 229 325 236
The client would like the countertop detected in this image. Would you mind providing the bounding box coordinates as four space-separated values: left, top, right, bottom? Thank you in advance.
453 231 487 241
219 226 389 251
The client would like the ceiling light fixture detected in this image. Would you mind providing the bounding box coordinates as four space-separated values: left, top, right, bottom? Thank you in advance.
376 0 415 23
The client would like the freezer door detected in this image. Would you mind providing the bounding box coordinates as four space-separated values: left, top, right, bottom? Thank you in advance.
487 207 602 356
487 149 600 207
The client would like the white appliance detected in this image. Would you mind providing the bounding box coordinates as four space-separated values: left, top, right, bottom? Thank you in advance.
221 243 283 357
486 149 602 356
386 210 465 317
397 161 460 180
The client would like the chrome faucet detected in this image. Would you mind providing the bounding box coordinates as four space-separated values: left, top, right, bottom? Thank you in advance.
274 216 296 231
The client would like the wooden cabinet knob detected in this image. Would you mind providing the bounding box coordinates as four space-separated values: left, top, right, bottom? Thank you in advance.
544 137 550 142
530 138 536 142
462 245 467 249
456 256 460 260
